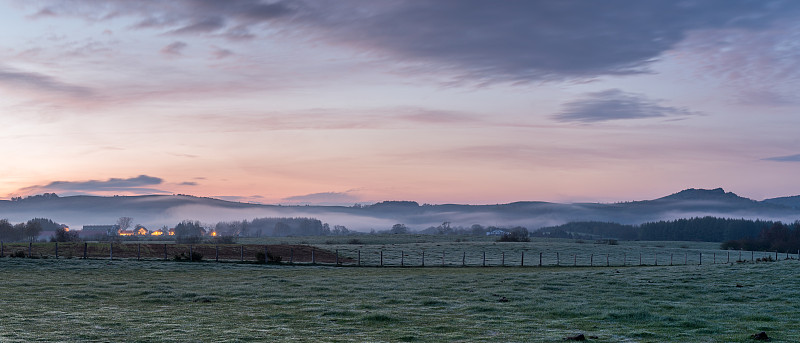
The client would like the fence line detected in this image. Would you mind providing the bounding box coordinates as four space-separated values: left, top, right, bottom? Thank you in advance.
0 241 796 267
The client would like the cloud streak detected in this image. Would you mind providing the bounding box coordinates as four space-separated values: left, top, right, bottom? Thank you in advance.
161 41 188 56
553 89 697 123
175 106 483 133
19 175 168 195
0 64 93 96
282 191 361 206
763 154 800 162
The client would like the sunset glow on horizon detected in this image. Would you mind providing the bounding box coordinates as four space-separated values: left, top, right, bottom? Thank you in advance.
2 1 800 205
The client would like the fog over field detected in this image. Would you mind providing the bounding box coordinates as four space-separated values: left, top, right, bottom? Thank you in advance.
2 188 799 233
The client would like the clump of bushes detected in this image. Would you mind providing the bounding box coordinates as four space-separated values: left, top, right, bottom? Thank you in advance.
497 227 530 242
756 256 775 262
209 236 236 244
347 238 364 245
10 250 26 258
174 251 203 262
255 251 282 264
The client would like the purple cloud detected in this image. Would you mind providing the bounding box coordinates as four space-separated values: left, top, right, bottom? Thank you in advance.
282 191 361 205
27 1 800 83
0 64 93 96
763 154 800 162
161 41 188 56
553 89 697 123
19 175 168 195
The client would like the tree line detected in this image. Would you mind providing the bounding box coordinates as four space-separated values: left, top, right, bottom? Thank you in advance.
214 217 337 237
0 218 50 242
533 217 775 242
721 221 800 252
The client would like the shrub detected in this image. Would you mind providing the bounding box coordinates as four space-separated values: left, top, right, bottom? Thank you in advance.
210 236 236 244
173 251 203 262
347 238 364 245
268 252 282 263
176 236 202 244
50 227 81 242
256 251 282 264
11 250 25 258
497 227 530 242
756 256 775 262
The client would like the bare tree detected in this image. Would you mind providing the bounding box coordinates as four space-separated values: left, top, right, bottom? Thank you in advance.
117 217 133 233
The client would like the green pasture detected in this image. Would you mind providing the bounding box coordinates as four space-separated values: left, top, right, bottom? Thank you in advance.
1 244 799 342
242 236 786 267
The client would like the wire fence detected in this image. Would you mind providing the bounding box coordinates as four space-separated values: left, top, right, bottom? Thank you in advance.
1 241 797 267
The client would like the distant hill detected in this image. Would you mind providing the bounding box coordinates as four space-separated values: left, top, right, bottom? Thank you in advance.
763 195 800 209
656 188 755 203
0 188 798 233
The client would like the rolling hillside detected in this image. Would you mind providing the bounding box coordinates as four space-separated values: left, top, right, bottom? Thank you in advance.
0 188 798 232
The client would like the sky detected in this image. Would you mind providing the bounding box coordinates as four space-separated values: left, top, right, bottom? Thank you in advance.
1 0 800 205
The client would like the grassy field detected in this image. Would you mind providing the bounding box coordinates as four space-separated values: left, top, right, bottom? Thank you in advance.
243 235 788 267
3 236 786 266
1 240 799 342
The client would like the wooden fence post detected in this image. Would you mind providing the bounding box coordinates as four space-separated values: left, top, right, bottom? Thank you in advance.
442 251 445 267
240 245 245 262
462 251 466 267
164 244 168 260
265 246 269 264
751 251 754 262
357 250 361 266
655 253 658 266
539 252 543 267
482 251 486 267
623 252 626 266
574 254 577 267
670 254 673 266
190 245 193 262
421 251 424 267
400 250 404 267
137 243 141 261
727 251 730 263
380 250 383 267
699 252 702 265
520 251 524 267
556 252 560 266
215 245 219 262
29 242 32 258
1 241 3 257
606 254 609 267
290 248 293 264
336 249 339 266
109 243 113 260
311 248 315 264
590 254 593 266
84 242 87 259
776 251 779 261
639 253 642 266
713 253 715 264
55 242 58 259
501 252 505 266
